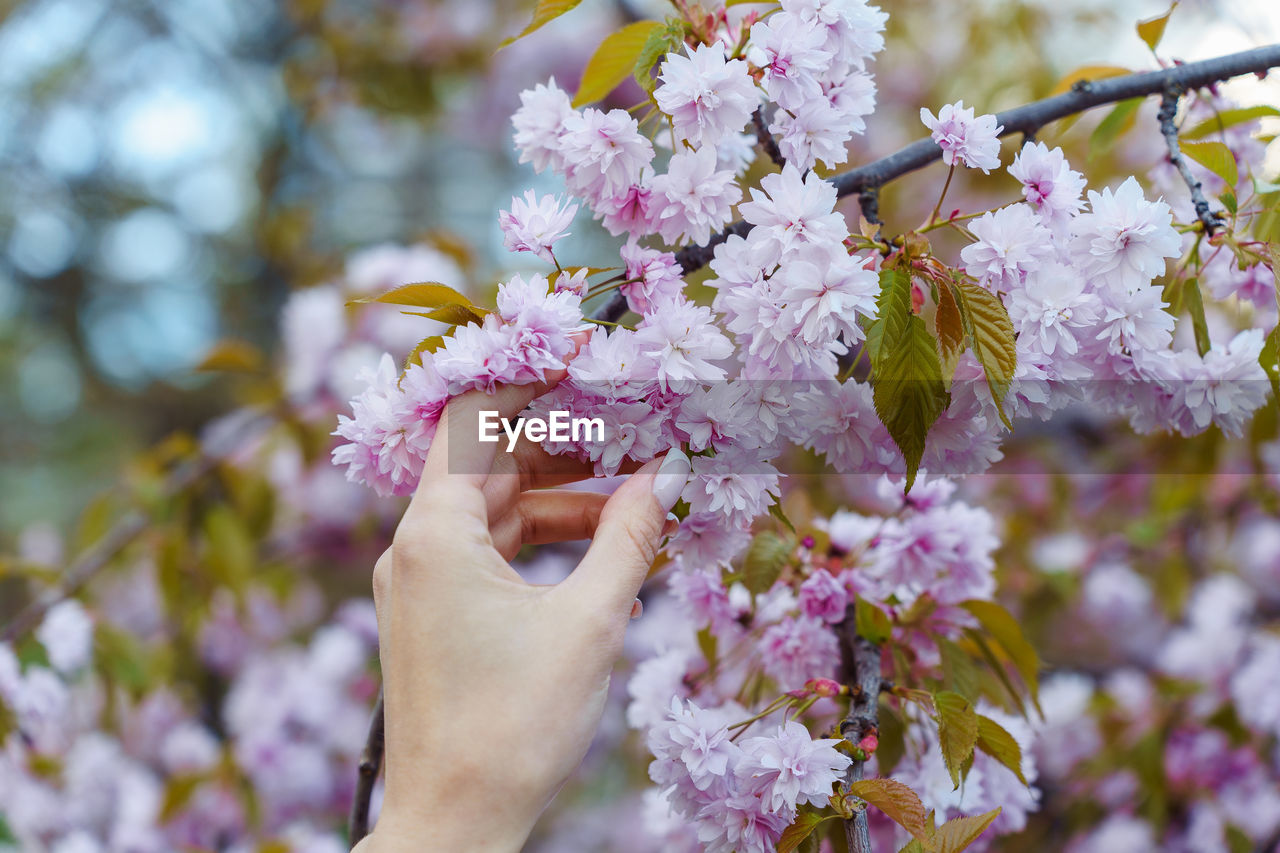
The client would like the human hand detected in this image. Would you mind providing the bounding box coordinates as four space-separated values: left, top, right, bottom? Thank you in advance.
354 373 691 852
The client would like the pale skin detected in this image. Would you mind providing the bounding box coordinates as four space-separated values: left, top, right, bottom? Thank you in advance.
353 366 690 853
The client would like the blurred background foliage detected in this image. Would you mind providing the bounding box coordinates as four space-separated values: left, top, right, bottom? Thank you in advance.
0 0 1275 541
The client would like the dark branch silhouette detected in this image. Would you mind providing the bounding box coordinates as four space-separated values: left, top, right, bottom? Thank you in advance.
837 604 884 853
349 690 386 846
1158 86 1225 235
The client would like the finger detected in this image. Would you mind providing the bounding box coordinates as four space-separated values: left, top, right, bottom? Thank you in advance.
490 489 610 560
563 448 690 617
415 333 587 494
483 444 646 522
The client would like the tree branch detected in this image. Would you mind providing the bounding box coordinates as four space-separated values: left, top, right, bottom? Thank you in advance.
0 410 274 644
349 690 386 847
752 106 786 169
837 604 883 853
672 44 1280 275
1157 86 1224 235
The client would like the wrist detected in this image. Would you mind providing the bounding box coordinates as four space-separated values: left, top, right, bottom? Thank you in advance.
357 803 532 853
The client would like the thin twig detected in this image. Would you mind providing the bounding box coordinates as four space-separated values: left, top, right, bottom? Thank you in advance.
0 410 274 644
1158 86 1225 235
349 690 386 847
837 603 883 853
672 44 1280 276
752 106 786 168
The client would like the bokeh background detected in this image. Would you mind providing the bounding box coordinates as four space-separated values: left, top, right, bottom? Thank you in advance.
1 2 1279 852
2 0 1277 541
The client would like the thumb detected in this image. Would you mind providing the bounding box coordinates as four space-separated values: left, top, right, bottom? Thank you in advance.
567 448 691 616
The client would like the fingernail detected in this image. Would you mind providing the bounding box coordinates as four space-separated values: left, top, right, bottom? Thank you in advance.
662 512 680 537
630 598 643 620
652 448 691 511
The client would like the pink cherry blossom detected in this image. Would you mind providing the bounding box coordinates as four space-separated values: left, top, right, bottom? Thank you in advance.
920 100 1003 173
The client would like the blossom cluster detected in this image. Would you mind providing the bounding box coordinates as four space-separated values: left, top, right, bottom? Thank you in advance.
0 581 376 852
627 476 1036 850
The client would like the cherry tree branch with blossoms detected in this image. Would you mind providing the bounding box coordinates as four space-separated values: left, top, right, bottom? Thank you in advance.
664 43 1280 280
327 0 1280 843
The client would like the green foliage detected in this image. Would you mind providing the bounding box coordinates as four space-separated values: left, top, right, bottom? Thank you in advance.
975 714 1027 784
1136 3 1177 52
936 636 982 701
633 19 688 92
1183 105 1280 140
934 279 965 383
950 279 1016 430
1179 278 1212 357
961 600 1041 712
401 304 486 325
934 691 979 788
1180 140 1239 188
574 21 665 106
847 777 932 843
931 808 1003 853
871 269 951 490
405 335 447 370
202 506 254 595
501 0 586 47
777 808 837 853
348 282 481 311
1261 325 1280 400
195 340 265 374
856 597 893 644
1090 98 1144 161
743 530 795 594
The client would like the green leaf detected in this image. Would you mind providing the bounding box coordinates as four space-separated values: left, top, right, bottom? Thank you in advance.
1181 140 1239 188
934 281 965 382
1260 325 1280 401
0 814 16 845
847 778 931 843
871 269 950 490
856 598 892 645
1048 64 1131 97
743 530 794 594
960 601 1040 713
952 279 1016 430
402 303 487 326
937 636 981 702
777 809 836 853
1182 105 1280 140
1180 278 1211 356
195 340 264 373
697 626 717 667
1220 190 1238 215
932 808 1002 853
768 501 798 535
574 21 664 106
965 630 1028 717
1089 97 1144 161
1136 3 1176 52
934 691 979 789
633 18 687 93
975 715 1027 785
349 282 477 311
203 505 255 594
95 624 150 694
501 0 585 47
404 335 446 371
